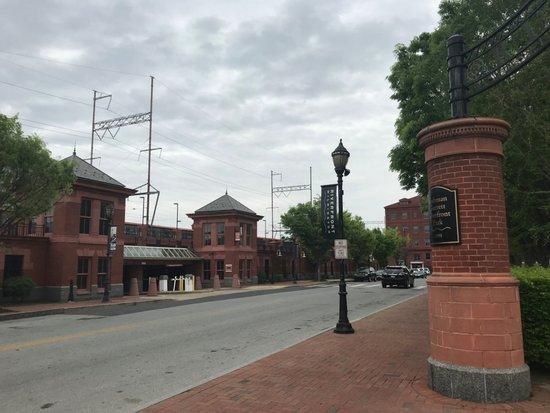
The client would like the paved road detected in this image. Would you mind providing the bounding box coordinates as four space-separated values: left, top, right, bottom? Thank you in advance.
0 280 426 413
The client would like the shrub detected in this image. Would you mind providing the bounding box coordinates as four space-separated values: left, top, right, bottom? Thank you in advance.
3 276 36 302
512 265 550 369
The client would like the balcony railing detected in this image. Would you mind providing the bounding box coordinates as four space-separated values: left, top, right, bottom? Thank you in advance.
1 224 45 238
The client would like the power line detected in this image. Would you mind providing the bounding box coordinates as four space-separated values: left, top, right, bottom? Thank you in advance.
0 49 148 77
0 79 92 107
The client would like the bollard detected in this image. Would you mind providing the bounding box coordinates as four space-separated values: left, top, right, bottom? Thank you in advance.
232 276 241 289
213 275 221 290
147 277 158 296
128 277 139 297
195 276 202 290
68 279 75 302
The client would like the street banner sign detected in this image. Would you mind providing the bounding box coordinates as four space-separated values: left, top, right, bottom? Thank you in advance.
429 186 460 245
334 239 348 259
321 184 337 239
109 226 117 252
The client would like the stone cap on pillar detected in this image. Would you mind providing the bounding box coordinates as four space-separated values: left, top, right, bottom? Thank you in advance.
417 117 510 163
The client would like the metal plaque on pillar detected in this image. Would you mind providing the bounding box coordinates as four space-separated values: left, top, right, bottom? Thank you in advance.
321 184 337 239
429 186 460 245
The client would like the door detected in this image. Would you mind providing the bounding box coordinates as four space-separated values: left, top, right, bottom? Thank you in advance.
4 255 24 278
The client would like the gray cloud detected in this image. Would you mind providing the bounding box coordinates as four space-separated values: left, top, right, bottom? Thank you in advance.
1 0 440 231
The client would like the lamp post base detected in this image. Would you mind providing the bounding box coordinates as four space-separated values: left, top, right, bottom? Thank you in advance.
334 322 354 334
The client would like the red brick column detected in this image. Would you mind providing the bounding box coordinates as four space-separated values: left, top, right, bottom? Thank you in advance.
417 117 530 402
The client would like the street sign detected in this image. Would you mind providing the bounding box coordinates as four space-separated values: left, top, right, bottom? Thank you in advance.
109 226 117 252
429 186 460 245
321 184 337 239
334 239 348 259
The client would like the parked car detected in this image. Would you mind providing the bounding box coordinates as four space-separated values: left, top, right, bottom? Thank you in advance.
381 266 415 288
412 268 425 278
353 267 375 282
374 269 385 281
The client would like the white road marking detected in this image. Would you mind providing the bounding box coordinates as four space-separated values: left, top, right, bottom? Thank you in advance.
350 283 381 288
413 286 426 290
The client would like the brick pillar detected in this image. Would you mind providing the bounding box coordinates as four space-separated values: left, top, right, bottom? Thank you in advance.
417 117 530 403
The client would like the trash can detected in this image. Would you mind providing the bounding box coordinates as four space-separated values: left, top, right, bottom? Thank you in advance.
184 274 195 292
159 275 168 292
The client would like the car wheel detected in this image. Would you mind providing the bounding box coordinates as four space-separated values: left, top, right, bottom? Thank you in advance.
382 282 386 288
411 279 415 288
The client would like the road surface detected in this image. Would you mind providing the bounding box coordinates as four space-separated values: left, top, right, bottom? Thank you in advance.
0 280 427 412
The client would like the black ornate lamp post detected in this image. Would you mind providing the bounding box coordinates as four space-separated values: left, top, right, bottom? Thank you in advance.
332 139 354 334
102 204 114 303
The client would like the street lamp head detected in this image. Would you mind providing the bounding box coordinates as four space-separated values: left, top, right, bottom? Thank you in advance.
331 139 350 173
104 203 114 220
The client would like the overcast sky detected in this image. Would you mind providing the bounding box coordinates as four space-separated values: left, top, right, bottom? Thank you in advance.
1 0 440 234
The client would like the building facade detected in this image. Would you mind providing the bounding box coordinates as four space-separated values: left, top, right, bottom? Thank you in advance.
0 153 135 301
187 193 263 287
384 196 432 268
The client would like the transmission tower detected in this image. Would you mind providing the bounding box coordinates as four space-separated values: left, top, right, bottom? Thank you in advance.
88 76 161 229
270 167 313 238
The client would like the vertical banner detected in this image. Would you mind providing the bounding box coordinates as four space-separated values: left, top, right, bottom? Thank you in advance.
109 226 117 252
321 184 337 239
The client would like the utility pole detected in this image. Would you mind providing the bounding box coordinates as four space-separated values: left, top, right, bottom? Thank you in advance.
87 90 112 165
140 197 145 225
146 76 154 229
310 166 313 205
174 202 180 229
270 170 282 238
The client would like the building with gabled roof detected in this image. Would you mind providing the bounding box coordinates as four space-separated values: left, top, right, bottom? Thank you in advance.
0 151 136 301
187 192 263 287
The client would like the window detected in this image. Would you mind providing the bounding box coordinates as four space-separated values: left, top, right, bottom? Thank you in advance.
97 258 108 288
401 212 408 219
413 212 418 219
77 257 90 289
402 226 409 233
203 261 211 280
424 225 430 232
413 254 421 261
203 224 211 246
181 231 192 240
216 260 224 280
44 216 53 233
426 252 431 260
414 240 419 246
239 223 245 246
246 259 252 278
125 225 140 236
239 259 245 279
390 212 397 220
413 225 419 233
216 223 225 245
246 224 252 246
99 202 113 235
425 239 430 246
79 199 92 234
27 218 37 234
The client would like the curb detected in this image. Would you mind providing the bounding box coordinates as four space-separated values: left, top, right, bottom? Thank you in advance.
0 298 169 322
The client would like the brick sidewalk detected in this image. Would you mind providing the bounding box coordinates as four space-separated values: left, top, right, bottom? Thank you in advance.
142 294 549 413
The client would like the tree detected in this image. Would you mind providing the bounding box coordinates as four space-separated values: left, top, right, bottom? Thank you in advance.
280 200 332 280
387 0 550 264
372 228 407 268
0 115 75 233
344 212 376 267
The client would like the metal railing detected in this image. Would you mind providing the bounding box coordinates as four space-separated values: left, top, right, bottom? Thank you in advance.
1 224 45 237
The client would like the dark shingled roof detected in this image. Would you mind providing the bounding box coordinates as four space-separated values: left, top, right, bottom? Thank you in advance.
195 193 257 215
63 152 125 187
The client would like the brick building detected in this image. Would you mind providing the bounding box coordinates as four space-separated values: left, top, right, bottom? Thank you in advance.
187 193 264 287
0 152 135 301
384 196 432 268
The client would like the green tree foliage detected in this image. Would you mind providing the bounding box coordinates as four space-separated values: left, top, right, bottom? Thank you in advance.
2 276 36 302
372 227 407 268
344 212 376 267
0 115 75 232
280 200 332 280
281 201 406 275
387 0 550 264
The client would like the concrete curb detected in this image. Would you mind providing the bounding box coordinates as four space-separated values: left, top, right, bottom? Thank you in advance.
0 281 330 322
0 298 169 322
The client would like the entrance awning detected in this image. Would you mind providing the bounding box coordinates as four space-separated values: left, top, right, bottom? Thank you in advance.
123 245 201 261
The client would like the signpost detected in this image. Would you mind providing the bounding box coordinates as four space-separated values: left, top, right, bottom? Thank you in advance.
321 184 337 239
429 186 460 245
334 239 348 259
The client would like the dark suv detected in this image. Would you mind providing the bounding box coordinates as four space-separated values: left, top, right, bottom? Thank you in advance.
381 266 415 289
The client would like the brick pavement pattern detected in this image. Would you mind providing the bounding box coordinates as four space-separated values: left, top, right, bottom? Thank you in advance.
142 294 549 413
